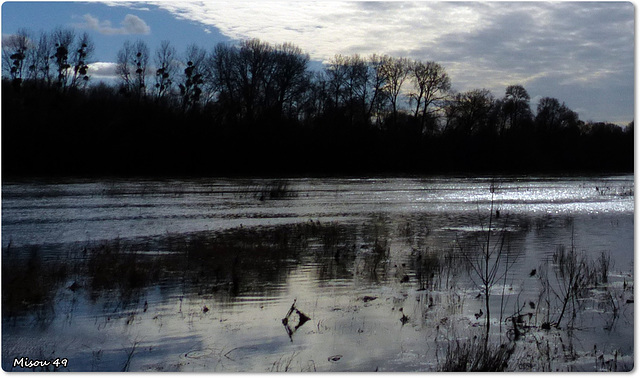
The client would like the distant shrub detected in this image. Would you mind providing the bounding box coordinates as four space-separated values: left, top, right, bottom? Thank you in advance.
255 180 296 200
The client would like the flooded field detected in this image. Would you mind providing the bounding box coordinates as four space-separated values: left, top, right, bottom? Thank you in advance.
1 176 634 371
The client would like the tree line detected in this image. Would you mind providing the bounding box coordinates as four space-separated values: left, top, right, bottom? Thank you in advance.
2 27 633 177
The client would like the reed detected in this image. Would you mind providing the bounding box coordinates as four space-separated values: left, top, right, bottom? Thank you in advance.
439 337 515 372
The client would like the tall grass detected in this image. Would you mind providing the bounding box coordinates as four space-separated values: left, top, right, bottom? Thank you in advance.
438 337 515 372
2 245 68 318
414 249 442 291
537 235 614 329
255 180 296 200
87 241 157 293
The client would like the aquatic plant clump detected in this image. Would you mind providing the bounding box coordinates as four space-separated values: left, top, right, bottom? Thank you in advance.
439 338 515 372
1 177 633 372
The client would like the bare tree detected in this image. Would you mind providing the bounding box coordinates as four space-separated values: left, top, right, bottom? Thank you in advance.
323 54 369 124
69 32 93 89
301 70 330 121
268 42 309 119
409 60 451 133
235 39 274 120
116 41 133 93
324 54 350 109
153 40 177 101
502 84 532 133
50 27 75 90
344 54 368 120
445 88 495 136
117 40 149 99
207 39 309 120
132 40 150 98
459 182 517 342
535 97 579 134
366 54 389 126
26 31 54 84
322 53 409 128
208 42 239 110
380 56 410 127
179 44 207 111
2 28 31 87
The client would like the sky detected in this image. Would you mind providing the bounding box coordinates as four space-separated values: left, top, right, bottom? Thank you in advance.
1 1 635 125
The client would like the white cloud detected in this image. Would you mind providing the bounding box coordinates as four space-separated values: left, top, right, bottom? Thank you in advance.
147 2 632 77
102 1 150 11
104 1 633 123
120 14 151 34
152 2 487 62
79 13 150 35
88 61 118 80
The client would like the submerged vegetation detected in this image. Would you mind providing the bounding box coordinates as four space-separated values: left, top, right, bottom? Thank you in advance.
2 202 633 371
2 27 634 177
438 337 515 372
254 180 297 200
2 220 340 319
2 246 69 319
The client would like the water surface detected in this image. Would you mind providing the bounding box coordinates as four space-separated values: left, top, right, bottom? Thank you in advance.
1 176 634 371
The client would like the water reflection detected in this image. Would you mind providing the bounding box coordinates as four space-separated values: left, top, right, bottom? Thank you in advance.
1 176 634 372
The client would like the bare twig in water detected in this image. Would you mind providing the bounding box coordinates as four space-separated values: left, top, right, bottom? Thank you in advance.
269 351 299 372
458 181 518 341
121 341 139 372
282 299 311 341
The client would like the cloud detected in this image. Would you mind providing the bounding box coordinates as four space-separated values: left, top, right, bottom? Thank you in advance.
88 61 118 80
79 13 150 35
151 2 487 61
148 2 632 72
120 14 151 34
102 1 151 11
106 1 633 123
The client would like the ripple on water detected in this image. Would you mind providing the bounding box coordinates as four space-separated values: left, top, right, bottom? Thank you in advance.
185 349 215 359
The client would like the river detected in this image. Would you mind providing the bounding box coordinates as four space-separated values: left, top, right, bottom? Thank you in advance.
1 175 634 371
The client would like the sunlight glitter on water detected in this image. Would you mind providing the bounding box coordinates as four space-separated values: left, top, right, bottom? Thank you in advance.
1 175 633 372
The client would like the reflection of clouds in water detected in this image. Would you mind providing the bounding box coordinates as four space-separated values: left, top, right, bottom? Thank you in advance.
1 177 633 371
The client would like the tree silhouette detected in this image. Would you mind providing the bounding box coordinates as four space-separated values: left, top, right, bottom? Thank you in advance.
380 55 410 129
153 40 177 102
409 60 451 134
117 40 149 99
208 39 310 122
179 44 207 111
0 28 633 177
69 32 93 90
535 97 578 134
365 54 389 127
322 54 371 126
50 27 75 91
445 89 495 136
324 54 351 111
265 42 310 120
27 31 53 85
502 84 532 133
2 28 30 88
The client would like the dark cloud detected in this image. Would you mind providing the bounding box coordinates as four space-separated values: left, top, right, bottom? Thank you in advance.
411 2 634 123
120 1 632 123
